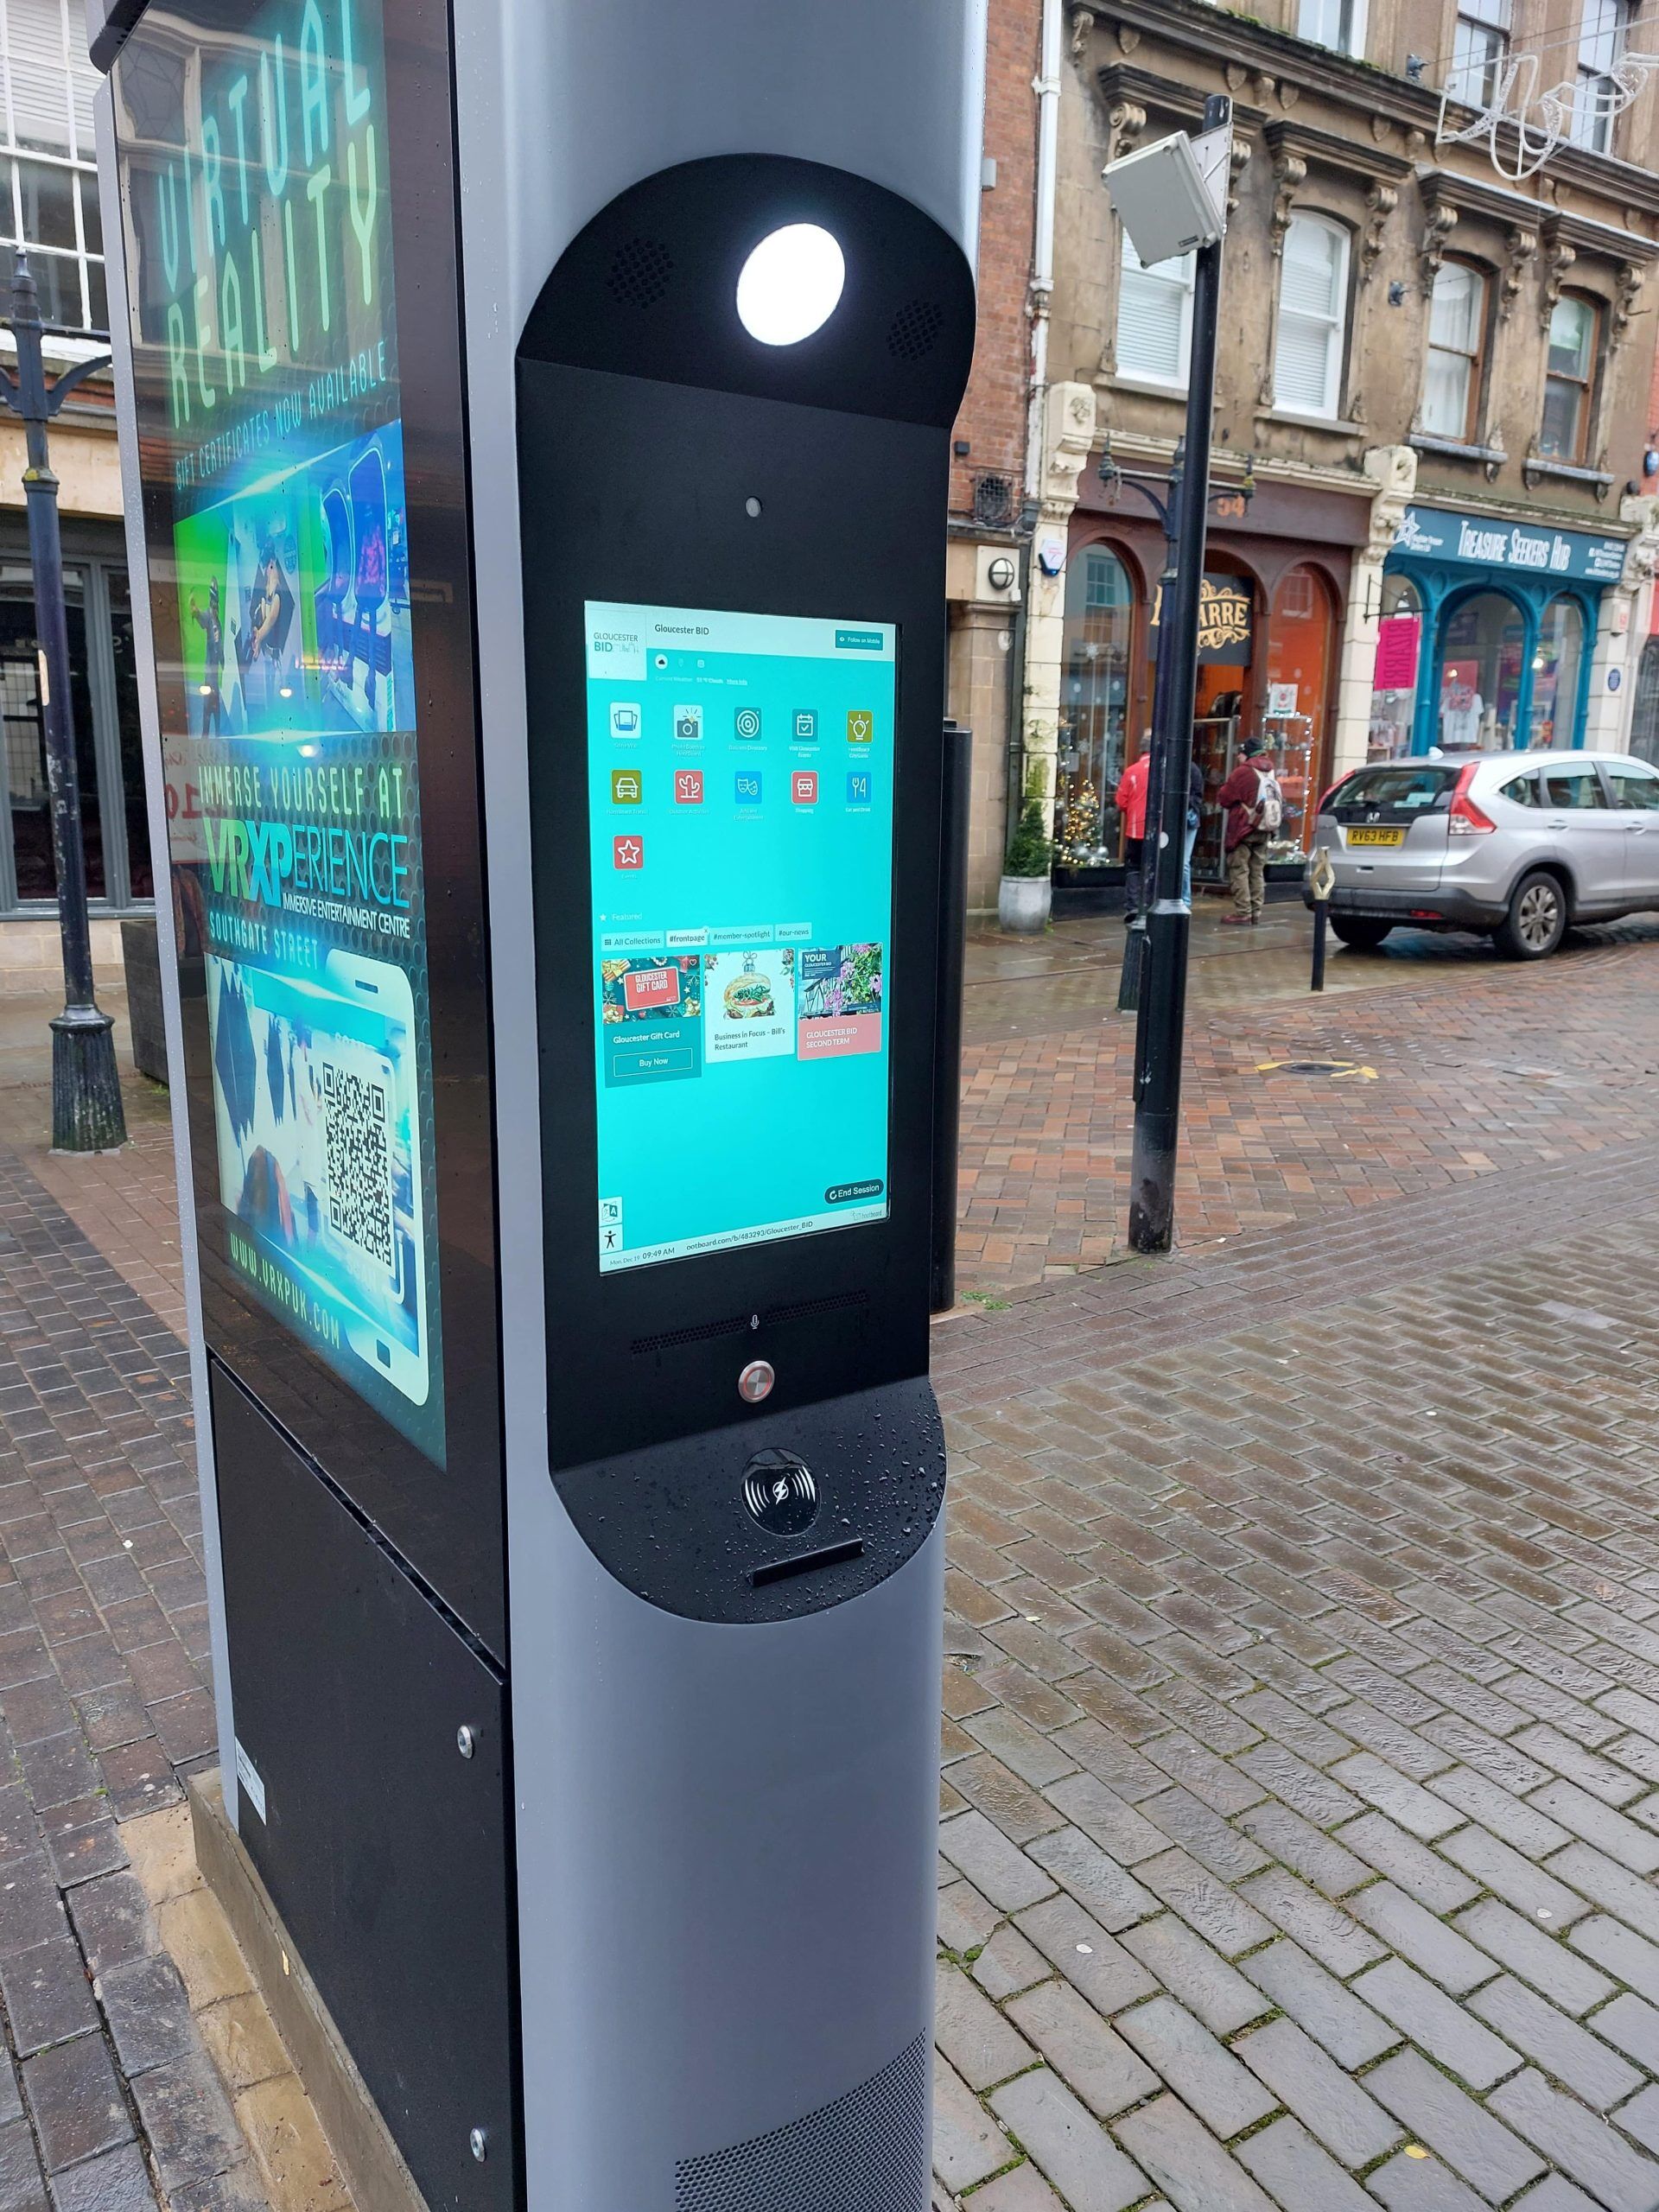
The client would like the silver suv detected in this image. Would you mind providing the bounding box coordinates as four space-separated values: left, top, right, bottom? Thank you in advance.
1305 750 1659 959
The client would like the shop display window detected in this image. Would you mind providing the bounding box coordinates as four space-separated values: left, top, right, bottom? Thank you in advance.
1438 591 1525 750
1528 597 1584 751
0 550 149 912
1263 563 1335 855
1057 544 1135 868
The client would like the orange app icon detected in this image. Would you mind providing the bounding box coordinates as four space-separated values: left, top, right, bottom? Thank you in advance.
846 709 874 744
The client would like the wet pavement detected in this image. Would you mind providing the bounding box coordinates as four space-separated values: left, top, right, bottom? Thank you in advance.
3 906 1659 2212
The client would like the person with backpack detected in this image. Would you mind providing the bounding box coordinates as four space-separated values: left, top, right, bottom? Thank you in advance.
1217 735 1281 926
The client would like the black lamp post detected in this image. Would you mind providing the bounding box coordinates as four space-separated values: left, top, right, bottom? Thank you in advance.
0 252 125 1153
1123 94 1230 1254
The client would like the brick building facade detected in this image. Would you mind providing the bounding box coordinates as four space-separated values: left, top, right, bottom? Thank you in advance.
979 0 1659 912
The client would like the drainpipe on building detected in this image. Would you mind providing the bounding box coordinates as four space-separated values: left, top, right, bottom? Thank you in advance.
1011 0 1065 847
1023 0 1061 514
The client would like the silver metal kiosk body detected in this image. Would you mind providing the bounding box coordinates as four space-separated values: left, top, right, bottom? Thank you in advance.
92 1 983 2206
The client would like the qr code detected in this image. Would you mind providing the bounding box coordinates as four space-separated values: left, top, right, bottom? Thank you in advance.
321 1060 394 1270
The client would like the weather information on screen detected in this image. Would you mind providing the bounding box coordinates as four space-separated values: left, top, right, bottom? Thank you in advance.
586 602 895 1273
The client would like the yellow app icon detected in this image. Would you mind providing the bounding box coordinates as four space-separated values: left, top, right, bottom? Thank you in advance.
846 709 874 745
611 768 643 804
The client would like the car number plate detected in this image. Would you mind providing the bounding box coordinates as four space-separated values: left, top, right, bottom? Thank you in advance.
1346 826 1405 848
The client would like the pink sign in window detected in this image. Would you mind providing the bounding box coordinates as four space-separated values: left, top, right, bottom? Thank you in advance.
1374 614 1421 691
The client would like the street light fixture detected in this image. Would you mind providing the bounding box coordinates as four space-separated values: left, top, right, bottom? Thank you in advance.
1103 99 1233 1253
0 254 124 1154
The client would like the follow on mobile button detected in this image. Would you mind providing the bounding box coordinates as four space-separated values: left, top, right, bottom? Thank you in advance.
614 1047 695 1079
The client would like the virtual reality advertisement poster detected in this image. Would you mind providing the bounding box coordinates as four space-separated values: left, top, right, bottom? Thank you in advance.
122 0 446 1459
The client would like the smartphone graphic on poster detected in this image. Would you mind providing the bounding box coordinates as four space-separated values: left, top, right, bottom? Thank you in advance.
205 947 431 1408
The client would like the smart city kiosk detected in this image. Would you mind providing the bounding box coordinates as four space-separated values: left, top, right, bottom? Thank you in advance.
91 0 982 2205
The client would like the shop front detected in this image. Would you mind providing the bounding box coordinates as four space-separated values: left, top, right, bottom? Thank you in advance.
1050 472 1369 909
1378 505 1627 760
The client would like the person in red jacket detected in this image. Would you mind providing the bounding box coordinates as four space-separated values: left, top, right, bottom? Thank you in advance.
1217 736 1281 925
1116 748 1150 921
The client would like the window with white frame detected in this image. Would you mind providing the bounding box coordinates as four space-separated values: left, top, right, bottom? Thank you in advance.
1421 262 1490 442
1569 0 1634 152
1541 293 1600 461
1115 229 1194 388
1274 214 1350 420
1297 0 1367 55
0 0 106 334
1450 0 1513 106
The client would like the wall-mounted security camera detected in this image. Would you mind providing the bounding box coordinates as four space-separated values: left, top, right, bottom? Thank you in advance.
1102 130 1225 268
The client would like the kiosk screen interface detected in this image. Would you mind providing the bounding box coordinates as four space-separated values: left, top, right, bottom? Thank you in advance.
586 603 895 1274
114 0 446 1461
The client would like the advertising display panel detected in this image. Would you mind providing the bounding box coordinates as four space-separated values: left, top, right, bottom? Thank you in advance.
114 0 500 1638
586 603 895 1273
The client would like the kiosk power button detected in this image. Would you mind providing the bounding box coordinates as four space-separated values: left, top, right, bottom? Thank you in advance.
743 1450 819 1535
738 1359 775 1404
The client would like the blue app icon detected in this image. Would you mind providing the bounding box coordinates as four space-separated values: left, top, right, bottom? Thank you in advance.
735 770 763 804
792 709 818 741
846 771 872 806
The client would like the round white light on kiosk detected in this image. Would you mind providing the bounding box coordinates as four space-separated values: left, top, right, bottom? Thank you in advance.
735 225 845 346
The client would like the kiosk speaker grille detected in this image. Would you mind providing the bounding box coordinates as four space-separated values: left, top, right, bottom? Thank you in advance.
607 238 676 308
886 299 944 359
674 2034 927 2212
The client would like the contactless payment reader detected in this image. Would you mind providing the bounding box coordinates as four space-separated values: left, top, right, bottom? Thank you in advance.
93 0 982 2205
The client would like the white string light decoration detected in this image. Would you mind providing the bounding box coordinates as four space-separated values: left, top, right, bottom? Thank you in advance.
1437 46 1659 181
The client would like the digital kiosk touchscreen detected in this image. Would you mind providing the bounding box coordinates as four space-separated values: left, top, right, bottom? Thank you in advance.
587 603 895 1274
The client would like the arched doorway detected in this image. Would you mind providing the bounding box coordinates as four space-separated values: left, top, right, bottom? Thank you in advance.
1056 543 1136 868
1265 563 1338 854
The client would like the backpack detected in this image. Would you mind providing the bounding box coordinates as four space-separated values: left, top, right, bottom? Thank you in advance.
1252 768 1283 834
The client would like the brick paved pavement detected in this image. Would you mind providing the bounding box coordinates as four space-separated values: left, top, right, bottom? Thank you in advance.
0 1066 257 2212
957 911 1659 1289
933 1161 1659 2212
0 915 1657 2209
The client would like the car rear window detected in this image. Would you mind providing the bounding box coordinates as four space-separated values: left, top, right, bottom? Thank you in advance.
1332 766 1459 811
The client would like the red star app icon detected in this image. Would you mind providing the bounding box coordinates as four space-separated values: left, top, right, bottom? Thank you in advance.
675 769 704 805
613 835 645 870
791 771 819 806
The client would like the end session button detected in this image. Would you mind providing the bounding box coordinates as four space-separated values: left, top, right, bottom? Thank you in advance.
826 1179 884 1205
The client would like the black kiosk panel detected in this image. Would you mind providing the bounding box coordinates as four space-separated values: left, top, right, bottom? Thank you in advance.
110 0 503 1649
519 159 974 1503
